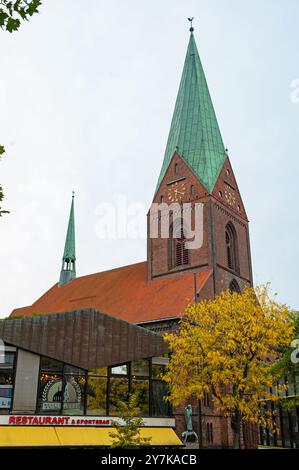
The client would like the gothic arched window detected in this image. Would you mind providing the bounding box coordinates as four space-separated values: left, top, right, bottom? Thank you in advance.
169 219 190 269
225 223 239 273
229 279 241 294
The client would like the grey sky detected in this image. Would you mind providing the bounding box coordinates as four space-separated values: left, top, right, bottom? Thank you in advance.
0 0 298 318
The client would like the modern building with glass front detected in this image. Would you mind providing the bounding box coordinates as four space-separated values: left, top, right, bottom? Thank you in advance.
0 309 182 447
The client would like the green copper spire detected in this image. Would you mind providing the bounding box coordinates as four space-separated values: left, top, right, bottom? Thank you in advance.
59 192 76 286
156 29 226 194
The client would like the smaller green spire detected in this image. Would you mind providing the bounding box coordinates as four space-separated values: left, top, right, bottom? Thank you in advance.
59 192 76 286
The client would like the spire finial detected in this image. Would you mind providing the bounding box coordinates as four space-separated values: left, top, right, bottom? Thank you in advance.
188 17 194 33
72 190 75 199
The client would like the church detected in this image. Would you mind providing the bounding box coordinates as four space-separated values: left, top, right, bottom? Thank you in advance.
0 26 257 448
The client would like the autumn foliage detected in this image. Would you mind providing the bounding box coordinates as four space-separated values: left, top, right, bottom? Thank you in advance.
109 393 152 448
164 285 294 448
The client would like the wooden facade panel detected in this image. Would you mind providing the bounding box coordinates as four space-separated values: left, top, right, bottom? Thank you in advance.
71 313 83 366
47 315 58 360
55 315 66 363
87 312 97 370
63 314 74 365
95 314 105 369
127 323 135 363
0 309 168 370
40 316 49 357
111 317 121 366
103 314 113 367
120 321 129 365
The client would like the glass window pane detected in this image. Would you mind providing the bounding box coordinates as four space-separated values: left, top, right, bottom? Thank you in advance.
0 352 15 369
152 356 169 366
132 379 149 416
88 367 107 377
0 371 14 385
38 374 63 414
109 378 129 416
0 383 13 409
62 375 85 415
64 365 86 375
111 364 128 376
152 381 169 417
40 357 64 373
87 377 107 415
132 360 149 377
0 352 16 410
152 364 165 379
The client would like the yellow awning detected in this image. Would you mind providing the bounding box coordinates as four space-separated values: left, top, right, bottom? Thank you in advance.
0 427 183 447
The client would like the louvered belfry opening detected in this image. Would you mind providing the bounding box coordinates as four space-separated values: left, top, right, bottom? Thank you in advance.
175 224 189 267
168 219 190 269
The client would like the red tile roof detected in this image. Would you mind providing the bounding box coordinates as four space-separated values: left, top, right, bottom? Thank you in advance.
11 262 212 324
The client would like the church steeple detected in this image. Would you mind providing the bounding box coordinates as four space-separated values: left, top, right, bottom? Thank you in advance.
148 24 252 288
59 193 76 287
156 28 226 194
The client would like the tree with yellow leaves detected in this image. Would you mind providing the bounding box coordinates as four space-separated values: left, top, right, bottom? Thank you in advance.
163 285 294 449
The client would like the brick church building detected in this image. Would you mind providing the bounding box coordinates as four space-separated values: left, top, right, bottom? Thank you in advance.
5 27 257 448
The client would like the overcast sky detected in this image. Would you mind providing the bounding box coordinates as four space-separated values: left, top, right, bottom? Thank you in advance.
0 0 298 318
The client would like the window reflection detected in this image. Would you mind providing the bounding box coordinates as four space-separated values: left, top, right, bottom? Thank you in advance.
64 365 86 375
38 374 63 414
88 367 107 377
87 376 107 415
132 360 149 377
36 356 170 417
111 364 128 376
0 350 15 410
109 378 129 416
62 375 85 415
132 379 149 416
152 364 165 379
40 357 63 373
152 381 169 416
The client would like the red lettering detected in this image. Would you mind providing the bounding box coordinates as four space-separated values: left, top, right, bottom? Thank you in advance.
21 416 28 425
7 414 111 428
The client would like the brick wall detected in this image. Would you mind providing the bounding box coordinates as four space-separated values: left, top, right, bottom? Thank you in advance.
147 153 253 291
146 151 258 448
173 398 258 449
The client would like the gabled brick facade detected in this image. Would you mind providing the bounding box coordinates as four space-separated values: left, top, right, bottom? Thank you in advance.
148 151 253 295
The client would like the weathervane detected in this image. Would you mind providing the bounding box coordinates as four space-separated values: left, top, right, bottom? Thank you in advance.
188 17 194 33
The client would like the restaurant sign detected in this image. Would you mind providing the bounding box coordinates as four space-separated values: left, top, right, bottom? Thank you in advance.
0 415 112 426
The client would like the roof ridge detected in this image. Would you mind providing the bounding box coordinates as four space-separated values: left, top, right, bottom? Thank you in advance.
73 260 147 281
